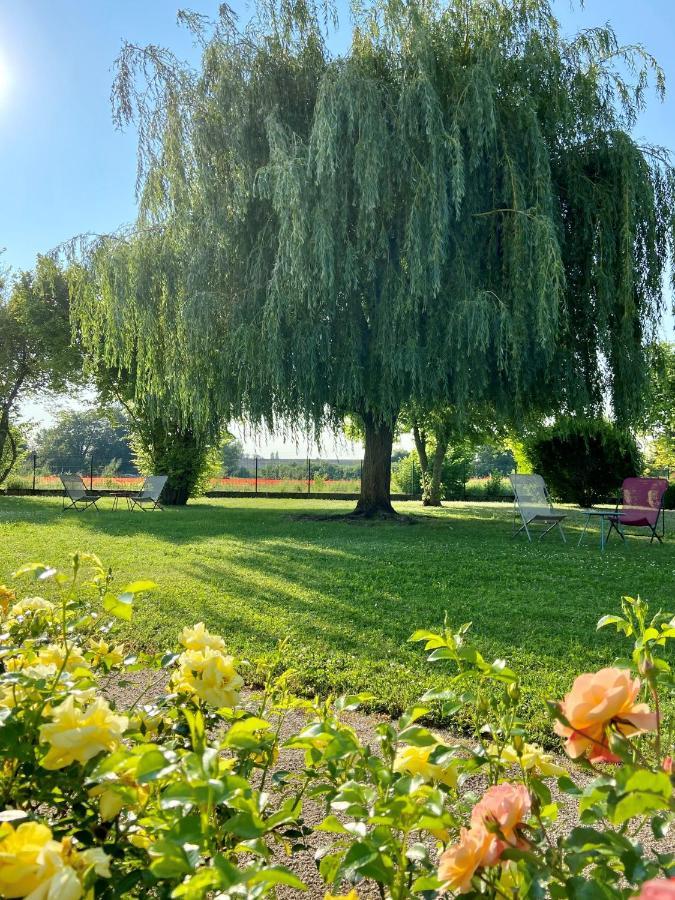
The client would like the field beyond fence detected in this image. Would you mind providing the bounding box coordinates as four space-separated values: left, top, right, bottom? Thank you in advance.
2 453 517 501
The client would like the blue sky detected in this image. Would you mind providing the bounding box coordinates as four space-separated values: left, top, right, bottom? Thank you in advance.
1 1 673 452
1 1 674 276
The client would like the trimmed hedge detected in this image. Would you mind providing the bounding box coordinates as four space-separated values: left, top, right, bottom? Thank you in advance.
525 419 641 506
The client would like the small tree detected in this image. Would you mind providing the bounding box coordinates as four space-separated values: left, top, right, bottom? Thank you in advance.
525 419 642 506
639 342 675 472
0 257 81 485
68 236 226 506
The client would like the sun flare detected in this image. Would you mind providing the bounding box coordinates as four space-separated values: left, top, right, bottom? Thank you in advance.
0 53 10 102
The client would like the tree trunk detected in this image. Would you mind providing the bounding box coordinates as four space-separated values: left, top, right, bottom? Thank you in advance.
353 412 396 517
412 422 429 501
426 437 450 506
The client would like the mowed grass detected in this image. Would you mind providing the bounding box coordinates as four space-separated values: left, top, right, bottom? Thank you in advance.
0 495 673 744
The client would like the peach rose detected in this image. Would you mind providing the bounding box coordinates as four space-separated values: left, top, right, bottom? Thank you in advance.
637 878 675 899
470 784 531 864
554 667 658 762
438 826 490 894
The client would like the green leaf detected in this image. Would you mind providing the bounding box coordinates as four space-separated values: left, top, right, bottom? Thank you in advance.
136 749 177 783
249 867 306 890
103 592 133 622
122 580 158 594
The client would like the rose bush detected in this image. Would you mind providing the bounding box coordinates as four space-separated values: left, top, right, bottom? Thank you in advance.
0 556 672 898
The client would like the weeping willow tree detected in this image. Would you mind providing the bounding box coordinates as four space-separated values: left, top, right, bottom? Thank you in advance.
69 229 226 505
112 0 674 515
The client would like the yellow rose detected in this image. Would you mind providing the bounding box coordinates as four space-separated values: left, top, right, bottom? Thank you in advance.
39 695 128 770
38 643 90 674
393 743 458 788
179 622 226 652
0 821 81 899
8 596 54 619
88 639 125 669
491 743 567 778
0 664 59 709
88 759 149 821
172 647 243 709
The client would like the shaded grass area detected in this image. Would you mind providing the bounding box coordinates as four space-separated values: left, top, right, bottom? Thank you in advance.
0 495 672 744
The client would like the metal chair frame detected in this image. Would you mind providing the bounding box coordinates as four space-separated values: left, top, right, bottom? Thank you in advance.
510 474 567 543
60 474 102 512
606 478 668 545
127 475 168 512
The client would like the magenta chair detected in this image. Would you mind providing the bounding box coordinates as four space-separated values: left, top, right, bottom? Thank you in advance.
607 477 669 544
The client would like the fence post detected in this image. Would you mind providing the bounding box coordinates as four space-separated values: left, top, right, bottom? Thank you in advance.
32 452 37 493
90 456 94 492
411 457 415 499
255 456 258 494
307 457 311 495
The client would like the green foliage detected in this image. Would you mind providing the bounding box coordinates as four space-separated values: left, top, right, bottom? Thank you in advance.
473 445 516 478
663 483 675 511
0 257 81 484
130 425 216 505
68 240 226 505
525 419 642 506
32 406 134 472
0 554 672 898
641 342 675 471
221 436 244 475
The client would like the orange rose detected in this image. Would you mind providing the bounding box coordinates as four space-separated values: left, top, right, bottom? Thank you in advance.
470 784 531 864
554 667 658 762
637 878 675 899
438 826 490 894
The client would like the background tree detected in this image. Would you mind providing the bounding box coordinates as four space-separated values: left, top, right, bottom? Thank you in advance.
0 257 81 485
640 342 675 471
69 233 227 505
33 407 134 472
112 0 674 516
405 405 502 506
221 436 244 476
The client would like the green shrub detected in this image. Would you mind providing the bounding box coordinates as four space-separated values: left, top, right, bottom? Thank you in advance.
525 419 641 506
664 482 675 510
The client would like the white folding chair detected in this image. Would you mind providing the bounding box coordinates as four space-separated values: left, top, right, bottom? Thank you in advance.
60 474 102 512
127 475 168 511
509 474 566 543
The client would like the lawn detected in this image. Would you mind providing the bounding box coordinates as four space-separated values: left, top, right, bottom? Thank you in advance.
0 495 672 744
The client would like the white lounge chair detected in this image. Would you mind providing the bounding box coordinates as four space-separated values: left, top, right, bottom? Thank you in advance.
127 475 168 511
509 473 566 542
60 474 102 512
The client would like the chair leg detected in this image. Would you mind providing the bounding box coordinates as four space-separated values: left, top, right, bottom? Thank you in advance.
557 522 566 543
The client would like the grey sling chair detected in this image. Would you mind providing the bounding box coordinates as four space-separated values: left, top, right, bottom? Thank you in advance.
127 475 168 511
60 474 103 511
509 473 567 543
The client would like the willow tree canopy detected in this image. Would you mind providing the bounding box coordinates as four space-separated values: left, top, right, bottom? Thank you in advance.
104 0 674 513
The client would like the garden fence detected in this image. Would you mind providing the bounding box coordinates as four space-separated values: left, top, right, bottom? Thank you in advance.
2 453 541 501
3 453 417 498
